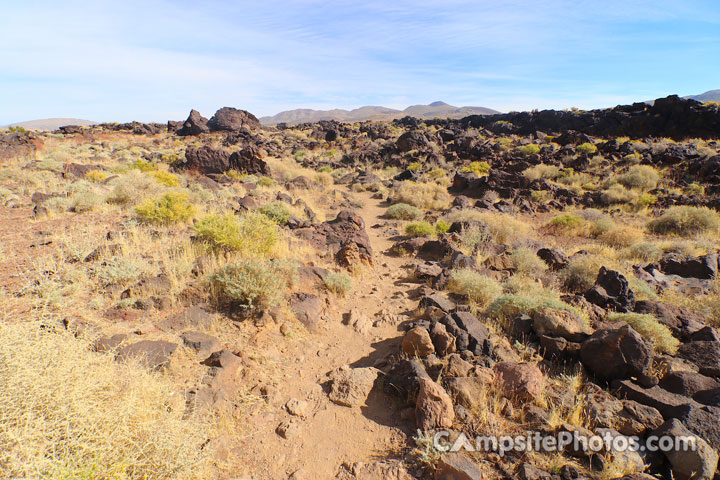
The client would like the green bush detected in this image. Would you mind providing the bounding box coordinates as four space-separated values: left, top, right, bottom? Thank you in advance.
447 269 502 307
577 143 598 154
607 312 679 354
647 206 720 236
259 201 292 225
135 192 195 225
193 212 278 256
559 255 602 292
616 165 660 190
257 176 274 187
488 294 580 326
386 203 424 220
407 161 423 172
85 169 108 183
461 161 491 175
211 259 297 311
435 219 451 234
516 144 541 156
405 221 435 237
323 272 352 297
624 242 662 261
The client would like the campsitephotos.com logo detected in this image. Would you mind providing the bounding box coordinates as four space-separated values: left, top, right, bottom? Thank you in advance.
432 430 697 457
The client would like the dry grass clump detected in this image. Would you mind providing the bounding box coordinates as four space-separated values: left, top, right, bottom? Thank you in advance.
445 210 531 245
135 192 196 225
393 180 451 210
606 312 679 354
523 164 561 181
210 258 297 311
601 184 638 205
615 165 659 190
447 269 502 307
106 170 163 205
647 206 720 236
258 201 293 225
488 293 581 329
0 319 210 479
386 203 424 220
600 225 644 248
623 241 663 262
546 213 586 233
323 272 353 297
559 255 603 292
511 247 548 276
193 212 278 257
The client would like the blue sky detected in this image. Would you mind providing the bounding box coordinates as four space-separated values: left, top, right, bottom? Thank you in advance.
1 0 719 123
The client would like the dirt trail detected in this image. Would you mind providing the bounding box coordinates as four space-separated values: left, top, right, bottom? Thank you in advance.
231 190 417 479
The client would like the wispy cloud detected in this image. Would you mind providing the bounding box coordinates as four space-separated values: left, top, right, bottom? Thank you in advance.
0 0 718 123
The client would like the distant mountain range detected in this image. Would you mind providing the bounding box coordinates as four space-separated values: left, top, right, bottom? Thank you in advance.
3 118 96 131
258 101 500 125
5 91 718 131
684 89 720 103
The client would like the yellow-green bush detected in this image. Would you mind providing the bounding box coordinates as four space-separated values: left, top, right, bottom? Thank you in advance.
577 142 598 154
461 161 491 175
259 201 292 225
85 169 108 183
211 259 297 311
516 144 541 156
393 181 451 210
323 272 352 297
447 269 502 307
193 212 278 257
150 170 180 187
386 203 424 220
135 192 195 225
405 221 435 237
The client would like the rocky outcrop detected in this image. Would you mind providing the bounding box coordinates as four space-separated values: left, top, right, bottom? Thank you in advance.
207 107 260 131
179 145 269 175
177 109 209 136
580 325 653 380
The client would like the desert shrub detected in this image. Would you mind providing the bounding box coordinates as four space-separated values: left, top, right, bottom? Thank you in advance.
135 192 195 225
530 190 551 203
315 172 333 186
607 312 678 354
445 210 530 245
588 217 616 237
435 219 451 234
635 192 657 210
488 294 581 326
628 277 659 301
461 161 491 175
318 165 333 173
323 272 352 297
259 201 292 225
600 226 644 248
257 176 274 187
647 206 720 236
151 170 180 187
160 153 179 164
601 184 638 204
447 269 502 307
624 242 663 261
560 255 602 292
516 144 540 156
85 169 108 183
523 164 561 181
547 213 585 232
386 203 423 220
616 165 659 190
511 247 548 276
686 183 705 196
94 256 150 287
577 142 598 154
407 161 423 171
193 212 278 256
210 258 297 311
393 181 451 210
130 158 156 172
427 168 447 180
69 192 102 213
405 221 435 237
0 320 210 479
106 170 162 205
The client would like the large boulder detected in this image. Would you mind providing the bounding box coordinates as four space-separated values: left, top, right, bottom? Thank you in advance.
634 300 705 340
678 340 720 377
177 109 209 136
532 307 591 342
658 253 718 280
396 130 430 152
585 267 635 312
207 107 260 131
402 326 435 357
653 419 718 480
308 210 373 265
180 145 269 176
493 362 545 401
115 340 177 370
580 325 653 380
415 377 454 430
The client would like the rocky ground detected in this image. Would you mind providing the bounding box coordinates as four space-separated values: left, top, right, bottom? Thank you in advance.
1 97 720 479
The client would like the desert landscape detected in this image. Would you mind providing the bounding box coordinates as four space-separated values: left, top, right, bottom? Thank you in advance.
1 95 720 479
